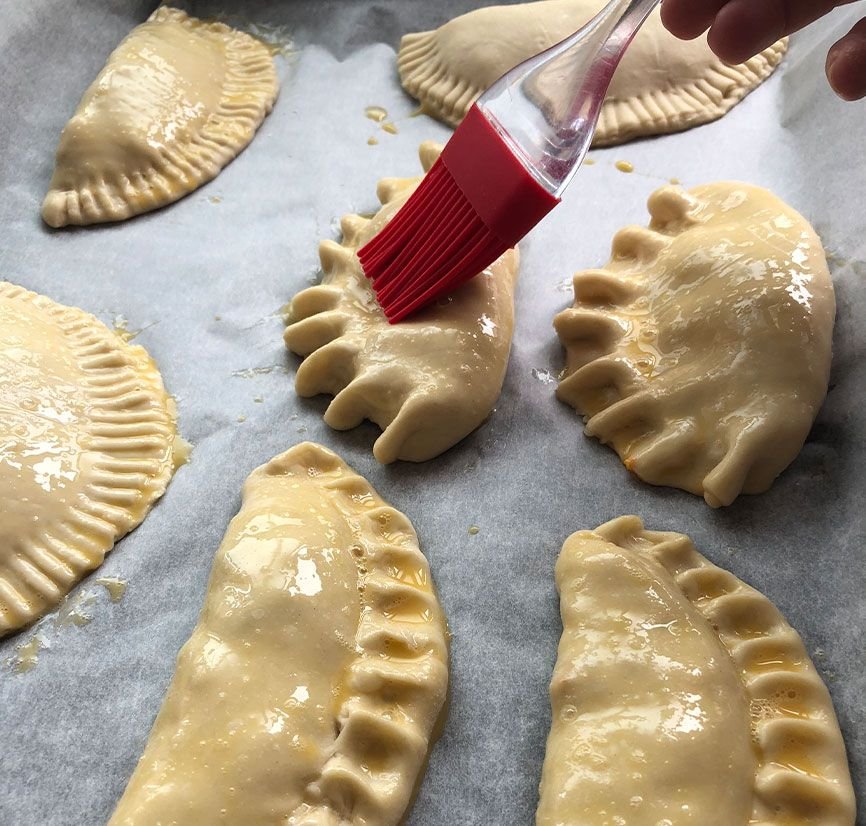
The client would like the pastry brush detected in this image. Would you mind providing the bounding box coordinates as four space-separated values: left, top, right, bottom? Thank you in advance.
359 0 662 322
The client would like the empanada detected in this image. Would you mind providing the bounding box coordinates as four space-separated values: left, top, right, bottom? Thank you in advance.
110 442 449 826
398 1 786 145
0 282 181 636
537 516 855 825
42 7 278 227
284 142 518 464
555 182 834 507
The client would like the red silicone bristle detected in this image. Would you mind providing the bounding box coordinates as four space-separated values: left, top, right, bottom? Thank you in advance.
360 160 505 323
358 104 559 323
360 164 452 273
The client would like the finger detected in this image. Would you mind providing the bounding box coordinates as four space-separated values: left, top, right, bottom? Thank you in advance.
708 0 858 65
826 16 866 100
660 0 728 40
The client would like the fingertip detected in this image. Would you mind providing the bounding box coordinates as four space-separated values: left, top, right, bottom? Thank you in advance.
707 0 787 66
659 1 696 39
826 18 866 101
660 0 725 41
826 61 866 102
707 24 752 65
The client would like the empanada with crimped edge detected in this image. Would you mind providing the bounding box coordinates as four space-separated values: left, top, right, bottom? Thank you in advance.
555 181 834 507
109 441 449 826
398 0 786 145
0 281 182 636
42 7 278 227
538 515 855 826
284 142 518 464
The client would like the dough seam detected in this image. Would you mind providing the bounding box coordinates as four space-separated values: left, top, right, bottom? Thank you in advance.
0 282 177 634
594 516 856 825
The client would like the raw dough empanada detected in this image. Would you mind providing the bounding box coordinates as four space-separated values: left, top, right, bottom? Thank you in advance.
284 142 518 464
398 1 786 144
110 442 449 826
555 182 834 507
0 282 181 636
42 7 278 227
537 515 855 826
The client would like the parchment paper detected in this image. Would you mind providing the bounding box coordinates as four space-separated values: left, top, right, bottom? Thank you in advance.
1 2 864 824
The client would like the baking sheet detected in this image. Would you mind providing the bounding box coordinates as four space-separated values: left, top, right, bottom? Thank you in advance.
1 1 864 823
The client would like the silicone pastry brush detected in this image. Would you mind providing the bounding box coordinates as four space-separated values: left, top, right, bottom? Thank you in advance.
359 0 662 322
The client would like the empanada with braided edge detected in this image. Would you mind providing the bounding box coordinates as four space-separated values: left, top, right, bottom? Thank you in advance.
555 182 834 507
538 516 855 825
110 442 449 826
284 143 518 464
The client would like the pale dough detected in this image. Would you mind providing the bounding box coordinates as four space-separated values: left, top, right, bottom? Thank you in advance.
284 142 519 464
555 182 834 507
0 282 182 636
42 7 278 227
398 0 786 145
109 442 449 826
537 516 855 826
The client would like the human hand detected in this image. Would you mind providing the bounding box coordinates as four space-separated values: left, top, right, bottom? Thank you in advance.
661 0 866 100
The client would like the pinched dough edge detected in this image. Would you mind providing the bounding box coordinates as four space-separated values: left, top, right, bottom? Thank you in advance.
0 282 180 635
591 516 856 825
42 7 279 227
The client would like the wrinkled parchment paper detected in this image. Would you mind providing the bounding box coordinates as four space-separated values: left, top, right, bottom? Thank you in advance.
1 2 864 823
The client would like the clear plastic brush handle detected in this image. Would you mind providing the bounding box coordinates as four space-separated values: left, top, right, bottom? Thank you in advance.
478 0 662 197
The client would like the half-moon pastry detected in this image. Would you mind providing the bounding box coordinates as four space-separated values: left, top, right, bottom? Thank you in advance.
284 142 519 464
0 281 181 636
398 0 786 145
555 182 834 507
110 442 449 825
537 516 855 825
42 7 279 227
